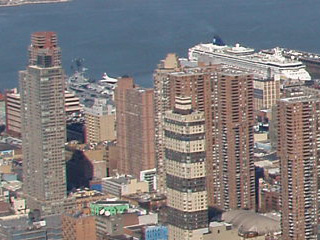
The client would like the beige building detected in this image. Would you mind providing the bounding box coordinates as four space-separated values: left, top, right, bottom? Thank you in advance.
165 97 208 240
62 212 97 240
20 32 73 214
102 175 149 197
203 222 239 240
83 146 108 179
253 76 280 111
5 89 21 137
85 98 116 143
65 90 81 114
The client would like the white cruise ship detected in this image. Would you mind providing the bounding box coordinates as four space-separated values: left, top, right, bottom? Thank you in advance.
189 42 311 81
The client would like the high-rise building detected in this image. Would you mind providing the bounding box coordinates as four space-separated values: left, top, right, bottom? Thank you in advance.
5 88 21 138
216 69 255 210
84 98 116 143
154 58 256 210
20 32 72 214
278 96 320 240
165 97 208 240
64 90 81 115
253 76 280 111
154 53 180 194
5 89 80 138
154 55 219 203
115 77 155 179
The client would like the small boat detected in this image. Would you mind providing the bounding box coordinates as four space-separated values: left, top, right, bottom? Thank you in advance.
99 73 117 84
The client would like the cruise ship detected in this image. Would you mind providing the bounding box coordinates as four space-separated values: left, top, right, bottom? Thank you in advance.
188 40 311 81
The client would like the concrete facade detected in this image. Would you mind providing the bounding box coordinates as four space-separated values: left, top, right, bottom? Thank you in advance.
164 97 208 240
20 32 73 214
85 99 116 143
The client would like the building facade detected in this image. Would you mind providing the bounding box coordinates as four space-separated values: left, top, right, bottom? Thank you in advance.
20 32 72 214
154 58 256 210
62 212 97 240
64 90 81 115
5 88 21 138
154 54 181 193
217 70 256 210
85 98 116 143
5 89 80 138
253 76 280 111
101 175 149 197
164 97 208 240
278 96 320 240
115 77 155 179
0 213 63 240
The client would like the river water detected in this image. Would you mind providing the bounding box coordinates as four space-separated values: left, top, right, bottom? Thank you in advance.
0 0 320 89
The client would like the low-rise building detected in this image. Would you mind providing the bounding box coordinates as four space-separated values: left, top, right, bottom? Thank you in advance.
203 222 238 240
91 200 159 240
62 211 97 240
70 189 109 213
0 212 62 239
140 168 157 192
124 224 168 240
83 145 109 179
222 210 281 240
122 193 166 213
102 175 149 197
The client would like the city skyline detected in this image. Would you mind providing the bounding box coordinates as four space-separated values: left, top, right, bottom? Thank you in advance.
1 27 320 239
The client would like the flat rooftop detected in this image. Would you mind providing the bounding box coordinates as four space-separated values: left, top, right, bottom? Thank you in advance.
0 143 18 152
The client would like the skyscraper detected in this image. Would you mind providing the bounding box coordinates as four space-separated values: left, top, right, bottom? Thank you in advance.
278 96 320 240
154 55 219 203
20 32 70 214
154 58 256 210
164 97 208 240
154 53 180 193
216 70 255 210
115 76 155 179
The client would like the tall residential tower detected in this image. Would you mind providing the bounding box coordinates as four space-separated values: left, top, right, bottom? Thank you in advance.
115 77 155 179
165 97 208 240
154 58 256 210
278 96 320 240
20 32 70 214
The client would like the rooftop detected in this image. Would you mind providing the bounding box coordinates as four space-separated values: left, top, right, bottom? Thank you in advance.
222 209 280 236
0 214 61 233
104 175 135 185
280 95 319 103
0 143 18 152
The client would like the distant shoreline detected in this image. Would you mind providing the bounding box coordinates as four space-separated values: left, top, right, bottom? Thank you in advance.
0 0 70 8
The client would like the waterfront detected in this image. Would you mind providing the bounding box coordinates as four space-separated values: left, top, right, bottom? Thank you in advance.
0 0 70 8
1 0 320 89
